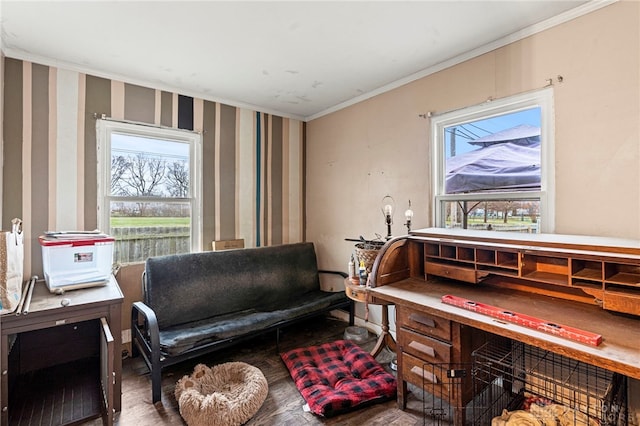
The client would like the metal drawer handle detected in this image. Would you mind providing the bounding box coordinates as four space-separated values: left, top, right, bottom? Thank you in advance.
410 366 438 384
409 313 436 328
408 341 436 358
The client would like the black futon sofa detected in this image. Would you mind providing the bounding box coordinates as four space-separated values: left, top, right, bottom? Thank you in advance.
131 242 354 403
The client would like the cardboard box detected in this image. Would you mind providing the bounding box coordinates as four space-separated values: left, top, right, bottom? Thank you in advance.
211 239 245 251
115 262 145 356
39 235 115 292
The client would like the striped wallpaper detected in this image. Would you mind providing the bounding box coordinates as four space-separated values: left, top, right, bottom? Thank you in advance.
2 58 306 277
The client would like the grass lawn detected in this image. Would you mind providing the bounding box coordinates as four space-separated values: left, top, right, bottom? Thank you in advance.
447 216 538 229
466 217 535 225
111 217 189 227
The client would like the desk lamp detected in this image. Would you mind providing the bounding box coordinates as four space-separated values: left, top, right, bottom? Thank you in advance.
405 200 414 233
381 195 395 240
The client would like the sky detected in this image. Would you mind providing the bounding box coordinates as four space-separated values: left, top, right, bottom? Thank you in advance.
111 133 189 162
445 107 541 158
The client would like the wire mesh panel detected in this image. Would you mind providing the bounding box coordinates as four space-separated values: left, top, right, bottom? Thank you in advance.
470 339 516 425
421 363 474 426
472 339 628 426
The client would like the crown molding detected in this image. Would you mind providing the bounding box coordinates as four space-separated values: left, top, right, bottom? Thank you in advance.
1 48 305 122
305 0 618 122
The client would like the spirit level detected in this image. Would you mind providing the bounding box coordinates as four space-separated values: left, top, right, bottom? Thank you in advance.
441 294 602 346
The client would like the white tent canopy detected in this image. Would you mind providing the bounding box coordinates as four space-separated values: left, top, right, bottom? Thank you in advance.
445 124 541 194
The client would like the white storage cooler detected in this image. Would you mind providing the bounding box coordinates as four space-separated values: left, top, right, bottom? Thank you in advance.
39 235 115 292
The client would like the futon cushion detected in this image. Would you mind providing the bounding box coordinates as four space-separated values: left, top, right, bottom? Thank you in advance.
145 242 322 329
159 291 348 356
280 339 397 417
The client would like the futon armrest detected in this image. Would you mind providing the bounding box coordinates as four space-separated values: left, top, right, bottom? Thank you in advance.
132 301 159 328
131 301 161 357
319 269 348 279
319 270 350 295
131 301 164 403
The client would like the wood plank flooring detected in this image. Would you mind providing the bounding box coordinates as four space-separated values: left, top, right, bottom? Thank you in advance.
10 358 102 426
87 316 425 425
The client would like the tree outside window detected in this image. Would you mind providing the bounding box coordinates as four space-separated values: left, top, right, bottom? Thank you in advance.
97 121 202 263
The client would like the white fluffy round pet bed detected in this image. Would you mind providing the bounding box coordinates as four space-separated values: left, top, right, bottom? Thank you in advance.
175 362 268 426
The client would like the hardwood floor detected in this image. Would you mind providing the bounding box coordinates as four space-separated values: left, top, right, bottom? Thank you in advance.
92 316 425 425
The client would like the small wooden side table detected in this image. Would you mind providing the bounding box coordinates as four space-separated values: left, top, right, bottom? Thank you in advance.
1 276 123 426
344 278 396 357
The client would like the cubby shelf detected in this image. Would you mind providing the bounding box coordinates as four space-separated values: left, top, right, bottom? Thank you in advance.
416 232 640 317
477 265 519 277
606 273 640 286
572 269 602 281
496 252 519 269
522 271 569 286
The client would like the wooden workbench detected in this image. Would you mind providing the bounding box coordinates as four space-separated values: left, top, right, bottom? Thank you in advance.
367 228 640 423
370 278 640 380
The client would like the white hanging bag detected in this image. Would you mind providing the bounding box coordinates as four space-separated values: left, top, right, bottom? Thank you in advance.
0 218 25 314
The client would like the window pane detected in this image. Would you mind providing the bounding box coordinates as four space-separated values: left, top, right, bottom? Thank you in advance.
110 201 191 263
98 119 202 260
444 199 540 233
110 133 190 198
444 108 541 195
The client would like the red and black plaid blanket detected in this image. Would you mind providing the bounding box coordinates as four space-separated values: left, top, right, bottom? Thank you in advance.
281 339 397 417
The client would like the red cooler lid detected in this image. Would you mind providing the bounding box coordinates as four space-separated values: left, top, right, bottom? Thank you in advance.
39 233 115 247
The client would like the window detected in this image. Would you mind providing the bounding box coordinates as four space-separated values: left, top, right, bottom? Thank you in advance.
97 120 202 263
432 88 555 233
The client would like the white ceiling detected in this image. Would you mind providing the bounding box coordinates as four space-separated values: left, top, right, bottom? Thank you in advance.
1 1 606 121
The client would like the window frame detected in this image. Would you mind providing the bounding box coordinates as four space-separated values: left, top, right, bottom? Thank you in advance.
96 119 203 255
431 88 555 233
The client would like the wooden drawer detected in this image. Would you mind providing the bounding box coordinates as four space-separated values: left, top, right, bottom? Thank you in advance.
399 328 451 364
401 352 452 401
425 261 477 283
398 306 451 341
602 289 640 316
345 284 368 303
